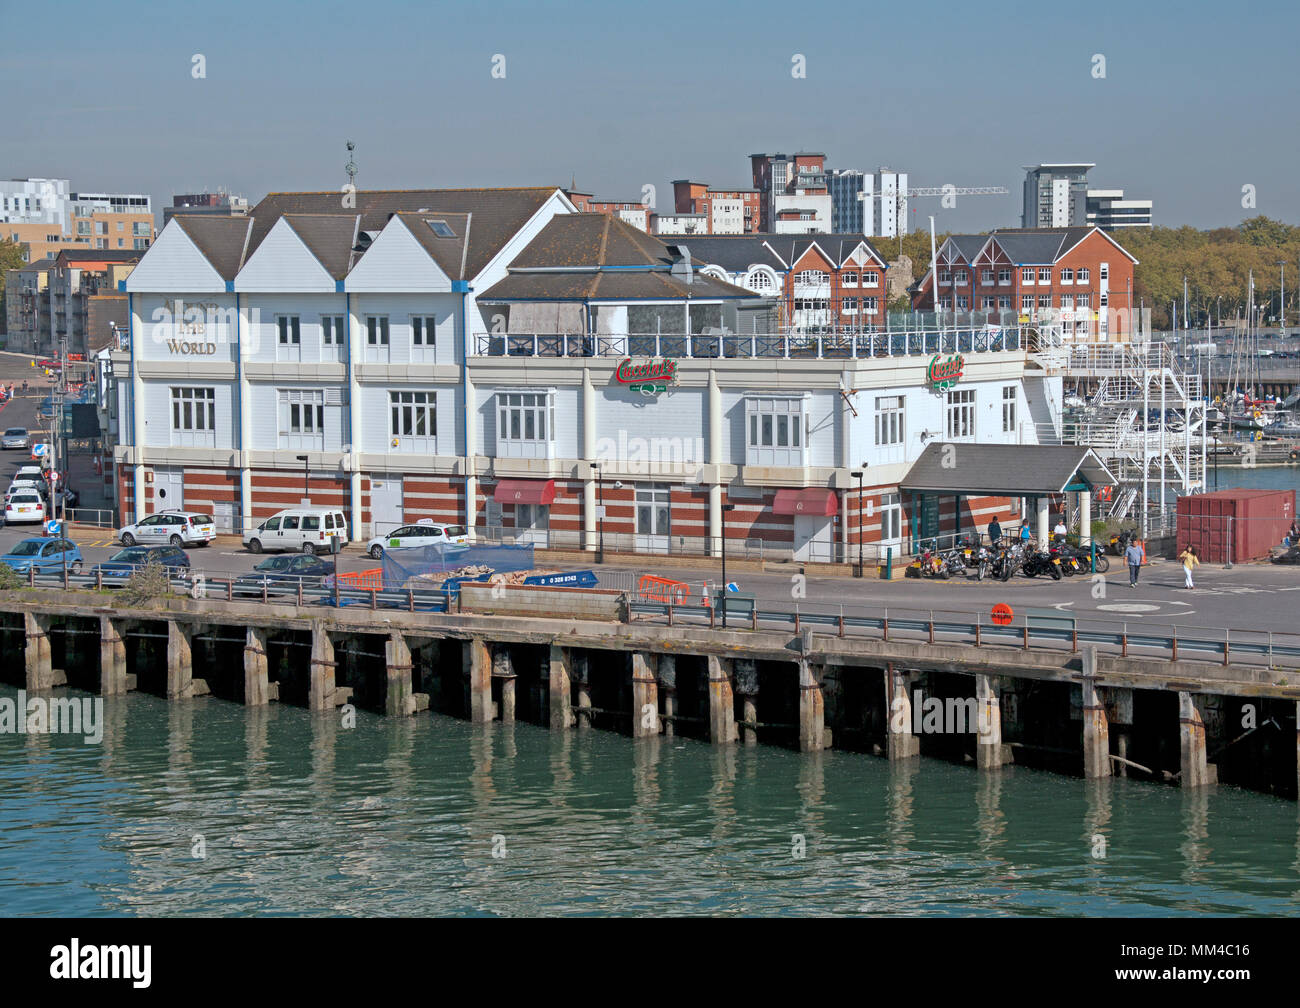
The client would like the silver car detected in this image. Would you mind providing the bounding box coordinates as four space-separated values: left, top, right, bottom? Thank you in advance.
1 428 30 450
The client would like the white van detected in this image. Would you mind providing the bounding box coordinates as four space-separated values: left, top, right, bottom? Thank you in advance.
243 508 349 555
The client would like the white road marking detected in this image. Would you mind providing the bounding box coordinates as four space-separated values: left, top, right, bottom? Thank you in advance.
1097 603 1161 613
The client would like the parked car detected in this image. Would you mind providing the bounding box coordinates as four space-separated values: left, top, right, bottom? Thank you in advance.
14 464 45 483
1 428 30 450
364 520 471 559
4 490 45 524
118 510 216 547
5 479 40 503
243 508 349 555
232 554 336 597
89 545 191 582
0 537 83 574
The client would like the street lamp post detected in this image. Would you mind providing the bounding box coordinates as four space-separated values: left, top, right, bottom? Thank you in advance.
1279 261 1287 336
592 462 605 564
850 468 865 577
720 503 735 628
296 454 309 505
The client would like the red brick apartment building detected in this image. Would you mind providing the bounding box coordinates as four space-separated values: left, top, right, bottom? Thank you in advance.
912 227 1138 340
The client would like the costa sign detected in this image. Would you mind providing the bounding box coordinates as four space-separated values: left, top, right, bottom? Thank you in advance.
615 358 677 396
926 353 964 390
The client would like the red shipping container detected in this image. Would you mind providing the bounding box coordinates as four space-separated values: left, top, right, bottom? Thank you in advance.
1176 488 1296 563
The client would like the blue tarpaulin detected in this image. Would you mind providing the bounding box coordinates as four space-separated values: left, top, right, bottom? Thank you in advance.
379 542 535 588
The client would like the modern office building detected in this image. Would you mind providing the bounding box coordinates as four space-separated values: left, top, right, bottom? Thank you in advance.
1021 164 1094 228
749 153 832 233
1 178 153 262
668 181 761 234
828 168 909 238
1085 189 1153 230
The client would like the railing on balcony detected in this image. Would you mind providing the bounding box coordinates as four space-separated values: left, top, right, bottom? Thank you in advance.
473 323 1043 360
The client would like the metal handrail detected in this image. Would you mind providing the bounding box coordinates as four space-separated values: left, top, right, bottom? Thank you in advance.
5 567 1299 670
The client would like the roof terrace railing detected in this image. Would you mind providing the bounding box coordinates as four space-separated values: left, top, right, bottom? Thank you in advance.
472 325 1037 360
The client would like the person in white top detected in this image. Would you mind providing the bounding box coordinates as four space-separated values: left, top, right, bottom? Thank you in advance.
1052 519 1067 544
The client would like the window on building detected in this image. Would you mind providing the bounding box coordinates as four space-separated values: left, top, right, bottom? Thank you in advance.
1021 295 1034 310
746 270 775 292
133 222 150 236
366 316 390 345
1060 267 1074 282
997 269 1011 284
1038 267 1051 282
879 492 901 544
279 389 325 448
746 396 806 467
875 395 904 446
411 315 437 347
939 298 953 311
945 388 976 441
842 271 859 286
390 390 436 450
496 391 555 458
95 239 106 249
981 296 995 309
1076 268 1090 282
981 269 994 283
117 221 124 232
1038 294 1052 308
95 222 107 235
277 315 301 345
1099 263 1109 280
76 221 90 236
1077 293 1091 309
842 297 858 313
795 270 829 285
1060 295 1074 310
1022 268 1035 283
1002 386 1017 434
171 386 216 447
939 269 952 283
1099 291 1108 307
998 295 1011 308
863 271 879 285
133 238 150 250
955 269 968 283
956 295 969 310
321 315 346 347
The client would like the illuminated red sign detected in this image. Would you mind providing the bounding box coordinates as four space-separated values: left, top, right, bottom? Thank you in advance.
615 358 677 396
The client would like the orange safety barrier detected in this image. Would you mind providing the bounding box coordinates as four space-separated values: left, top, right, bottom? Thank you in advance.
638 574 691 605
334 568 385 590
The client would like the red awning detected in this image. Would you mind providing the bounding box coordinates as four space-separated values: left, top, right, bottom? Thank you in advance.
772 488 838 517
493 479 556 506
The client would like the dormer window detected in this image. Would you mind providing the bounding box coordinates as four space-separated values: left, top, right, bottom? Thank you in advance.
427 220 456 238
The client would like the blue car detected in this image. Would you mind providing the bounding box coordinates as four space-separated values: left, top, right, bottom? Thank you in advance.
1 537 84 574
89 544 191 582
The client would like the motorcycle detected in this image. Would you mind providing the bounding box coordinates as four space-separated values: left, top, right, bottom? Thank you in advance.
992 544 1023 582
961 538 994 580
910 540 948 578
1108 528 1137 557
1022 548 1063 580
1048 539 1081 576
939 545 968 578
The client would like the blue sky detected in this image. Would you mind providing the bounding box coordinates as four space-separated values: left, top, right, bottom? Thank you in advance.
3 0 1297 231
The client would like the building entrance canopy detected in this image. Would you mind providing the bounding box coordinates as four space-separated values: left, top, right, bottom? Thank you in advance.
899 443 1115 551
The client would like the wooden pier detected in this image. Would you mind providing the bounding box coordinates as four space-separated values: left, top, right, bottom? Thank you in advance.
3 586 1299 800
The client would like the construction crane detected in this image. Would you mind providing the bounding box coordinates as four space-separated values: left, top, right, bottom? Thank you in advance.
857 185 1010 249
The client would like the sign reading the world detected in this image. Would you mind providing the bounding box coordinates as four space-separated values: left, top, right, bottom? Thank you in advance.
615 358 677 397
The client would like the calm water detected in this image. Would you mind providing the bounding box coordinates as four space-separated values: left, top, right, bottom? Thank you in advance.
3 684 1299 917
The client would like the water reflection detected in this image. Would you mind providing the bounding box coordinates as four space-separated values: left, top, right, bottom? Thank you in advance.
2 683 1300 916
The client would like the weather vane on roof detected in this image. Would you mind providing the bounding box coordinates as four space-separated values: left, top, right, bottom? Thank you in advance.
345 141 357 189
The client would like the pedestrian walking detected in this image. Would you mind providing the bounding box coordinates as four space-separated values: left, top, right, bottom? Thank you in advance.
1125 539 1144 587
1019 519 1031 545
1179 544 1200 589
988 515 1003 548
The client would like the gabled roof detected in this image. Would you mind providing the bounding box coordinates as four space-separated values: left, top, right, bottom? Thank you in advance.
987 227 1094 265
52 249 142 266
901 444 1115 496
479 214 765 303
683 233 886 273
392 212 471 282
280 214 360 280
249 187 559 280
171 216 255 280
